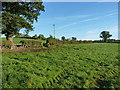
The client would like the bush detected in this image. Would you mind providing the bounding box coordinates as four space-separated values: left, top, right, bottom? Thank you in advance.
38 34 46 40
32 34 38 39
46 38 60 45
2 40 13 49
20 40 42 48
43 43 50 47
78 40 93 43
93 40 104 43
83 40 93 43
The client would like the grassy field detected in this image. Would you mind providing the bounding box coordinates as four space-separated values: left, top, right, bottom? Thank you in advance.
2 43 120 88
2 37 46 45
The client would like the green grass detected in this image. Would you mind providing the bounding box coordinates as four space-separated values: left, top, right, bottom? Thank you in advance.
2 37 46 45
2 43 120 88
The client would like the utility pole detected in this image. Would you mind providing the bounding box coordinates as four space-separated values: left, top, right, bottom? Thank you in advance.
53 24 55 38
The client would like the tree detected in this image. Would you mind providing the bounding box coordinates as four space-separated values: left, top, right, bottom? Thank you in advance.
32 34 38 39
38 34 45 40
24 29 30 38
72 37 77 41
48 35 53 39
23 34 31 38
2 1 44 49
15 33 22 38
100 31 112 42
61 36 65 41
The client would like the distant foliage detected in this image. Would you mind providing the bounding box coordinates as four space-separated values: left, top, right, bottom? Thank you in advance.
23 34 31 38
72 37 77 41
20 40 42 48
2 40 13 49
44 38 93 47
15 33 23 38
38 34 46 40
82 40 93 43
48 35 54 39
93 39 120 43
32 34 38 39
100 31 112 42
61 36 66 41
46 38 61 46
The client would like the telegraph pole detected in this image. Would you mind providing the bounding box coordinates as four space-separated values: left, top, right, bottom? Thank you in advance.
53 24 55 38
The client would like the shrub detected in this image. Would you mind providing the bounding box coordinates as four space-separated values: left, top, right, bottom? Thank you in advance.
46 38 60 45
20 40 42 48
80 40 93 43
61 36 66 41
93 40 104 43
32 34 38 39
43 43 50 47
2 40 13 49
38 34 46 40
71 37 77 41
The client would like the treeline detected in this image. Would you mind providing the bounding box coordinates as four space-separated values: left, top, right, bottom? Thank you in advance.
93 39 120 43
2 35 92 49
15 33 78 41
2 33 120 49
18 38 120 49
15 33 46 40
19 38 93 48
15 33 120 43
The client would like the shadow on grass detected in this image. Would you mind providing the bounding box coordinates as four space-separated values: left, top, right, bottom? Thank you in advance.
97 80 112 88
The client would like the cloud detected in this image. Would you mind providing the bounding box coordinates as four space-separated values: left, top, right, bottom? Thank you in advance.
107 9 117 13
57 12 117 30
57 17 100 30
108 26 118 39
39 14 90 25
79 35 99 40
87 29 101 34
54 15 90 21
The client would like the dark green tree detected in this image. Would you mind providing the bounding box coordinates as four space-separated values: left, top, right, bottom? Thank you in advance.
15 33 22 38
2 1 44 49
24 29 30 38
61 36 65 41
32 34 38 39
38 34 45 40
23 34 31 38
72 37 77 41
100 31 112 42
49 35 53 39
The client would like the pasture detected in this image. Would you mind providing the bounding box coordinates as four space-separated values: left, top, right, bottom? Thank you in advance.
2 43 119 88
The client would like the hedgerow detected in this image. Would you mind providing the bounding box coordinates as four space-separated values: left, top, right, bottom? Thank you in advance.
20 40 42 48
2 40 13 49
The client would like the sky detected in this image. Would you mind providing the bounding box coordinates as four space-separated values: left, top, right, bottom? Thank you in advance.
22 2 118 40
